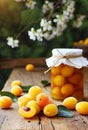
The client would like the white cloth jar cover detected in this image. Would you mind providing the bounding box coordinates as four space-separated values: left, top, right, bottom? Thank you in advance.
46 48 88 69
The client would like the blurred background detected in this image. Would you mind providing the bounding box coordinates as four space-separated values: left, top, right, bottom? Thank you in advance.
0 0 88 89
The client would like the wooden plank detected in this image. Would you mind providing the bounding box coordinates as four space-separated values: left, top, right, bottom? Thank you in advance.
0 115 6 130
0 67 88 130
0 58 46 69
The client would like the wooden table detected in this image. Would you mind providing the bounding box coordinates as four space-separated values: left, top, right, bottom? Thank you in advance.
0 66 88 130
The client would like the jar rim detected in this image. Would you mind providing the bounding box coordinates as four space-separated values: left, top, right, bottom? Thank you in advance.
52 48 83 56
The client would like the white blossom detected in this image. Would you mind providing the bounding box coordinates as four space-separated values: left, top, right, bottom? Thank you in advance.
7 37 19 48
28 28 43 41
25 0 36 9
63 0 75 21
28 28 36 41
43 32 53 40
42 0 54 14
43 29 56 40
28 0 76 41
35 29 43 41
27 0 75 41
40 19 52 31
6 0 86 46
62 0 66 4
52 0 75 38
54 15 64 27
73 15 86 28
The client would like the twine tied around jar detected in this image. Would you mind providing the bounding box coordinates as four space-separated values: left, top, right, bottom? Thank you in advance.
44 49 82 74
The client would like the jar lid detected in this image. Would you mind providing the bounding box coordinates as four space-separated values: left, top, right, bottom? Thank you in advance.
46 48 88 68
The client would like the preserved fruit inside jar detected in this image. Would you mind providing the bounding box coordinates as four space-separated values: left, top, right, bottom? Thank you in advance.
46 48 88 101
51 64 84 100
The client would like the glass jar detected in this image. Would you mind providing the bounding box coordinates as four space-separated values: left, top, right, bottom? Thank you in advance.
51 64 84 100
46 48 88 100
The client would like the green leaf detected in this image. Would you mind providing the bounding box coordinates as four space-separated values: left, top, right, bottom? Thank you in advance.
41 80 51 87
21 8 42 26
0 91 17 102
57 105 73 118
22 85 33 92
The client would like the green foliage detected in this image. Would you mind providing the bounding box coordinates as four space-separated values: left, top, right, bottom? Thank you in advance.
41 80 51 87
22 85 33 92
0 91 17 102
21 8 42 27
0 0 88 59
57 105 73 117
75 0 88 14
0 0 88 92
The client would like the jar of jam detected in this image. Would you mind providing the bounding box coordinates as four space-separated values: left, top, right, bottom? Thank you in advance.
46 48 88 100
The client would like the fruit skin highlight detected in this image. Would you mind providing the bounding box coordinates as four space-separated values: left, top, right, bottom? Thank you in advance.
63 97 78 109
75 101 88 115
11 80 22 87
25 64 34 71
18 94 32 107
51 87 64 100
43 104 58 117
61 83 74 97
36 93 52 109
61 65 75 77
0 96 12 109
11 85 23 97
28 86 42 100
51 65 63 76
53 75 66 86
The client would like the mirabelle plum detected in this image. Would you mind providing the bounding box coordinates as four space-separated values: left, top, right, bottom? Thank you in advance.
26 100 40 114
68 74 82 85
18 94 32 107
18 106 36 118
36 93 52 109
53 75 66 86
25 64 34 71
11 85 23 97
11 80 22 87
51 64 63 76
61 83 74 97
51 87 64 100
61 65 75 77
0 96 12 109
75 101 88 115
63 97 78 109
28 86 42 100
84 38 88 45
43 104 58 117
